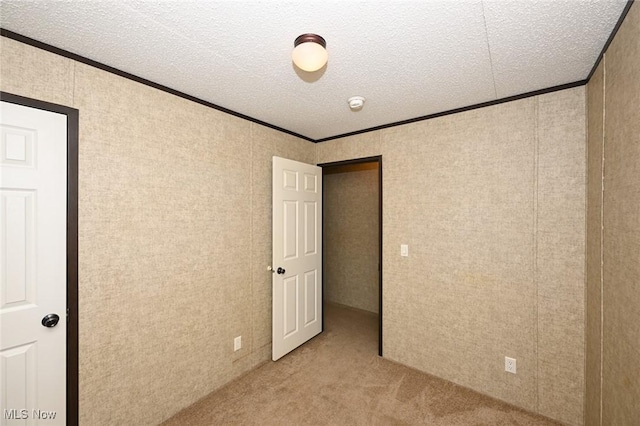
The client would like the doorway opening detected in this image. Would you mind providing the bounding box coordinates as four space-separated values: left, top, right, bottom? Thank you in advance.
319 156 382 356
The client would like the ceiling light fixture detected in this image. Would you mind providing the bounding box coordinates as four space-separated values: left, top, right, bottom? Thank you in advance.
292 34 327 72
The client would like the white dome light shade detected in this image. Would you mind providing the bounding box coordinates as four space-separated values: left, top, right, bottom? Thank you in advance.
292 34 327 72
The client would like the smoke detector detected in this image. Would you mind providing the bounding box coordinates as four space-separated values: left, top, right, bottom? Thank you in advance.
348 96 365 111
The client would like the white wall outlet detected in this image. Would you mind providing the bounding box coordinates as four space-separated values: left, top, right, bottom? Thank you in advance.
401 244 409 257
234 336 242 352
505 356 516 374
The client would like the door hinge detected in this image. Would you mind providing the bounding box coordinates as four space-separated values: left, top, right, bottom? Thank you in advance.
66 307 70 322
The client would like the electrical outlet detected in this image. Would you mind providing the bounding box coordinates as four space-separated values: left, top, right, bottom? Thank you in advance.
401 244 409 257
505 356 516 374
234 336 242 352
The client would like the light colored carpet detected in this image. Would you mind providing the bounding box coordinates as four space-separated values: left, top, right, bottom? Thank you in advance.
162 303 561 425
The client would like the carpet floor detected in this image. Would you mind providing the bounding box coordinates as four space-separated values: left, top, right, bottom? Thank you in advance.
162 303 561 425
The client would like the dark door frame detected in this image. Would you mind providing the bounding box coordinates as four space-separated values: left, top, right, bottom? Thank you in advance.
1 91 79 426
318 155 383 356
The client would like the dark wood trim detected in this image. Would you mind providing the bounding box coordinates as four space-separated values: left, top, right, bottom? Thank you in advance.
321 169 325 333
0 91 80 426
0 29 314 143
318 156 382 168
315 81 585 143
0 28 583 146
314 0 635 144
65 103 80 426
3 0 630 144
585 0 635 82
377 157 383 357
319 156 383 357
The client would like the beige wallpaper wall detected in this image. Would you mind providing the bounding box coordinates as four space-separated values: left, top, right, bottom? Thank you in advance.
324 164 379 313
317 88 586 425
0 37 315 425
586 3 640 425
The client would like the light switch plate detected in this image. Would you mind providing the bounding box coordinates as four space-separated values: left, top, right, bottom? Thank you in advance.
401 244 409 257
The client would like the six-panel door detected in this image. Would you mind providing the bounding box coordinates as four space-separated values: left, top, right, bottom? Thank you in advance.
1 101 67 424
272 156 322 361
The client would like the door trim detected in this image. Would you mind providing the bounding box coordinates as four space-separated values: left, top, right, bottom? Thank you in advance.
1 91 79 426
318 155 383 356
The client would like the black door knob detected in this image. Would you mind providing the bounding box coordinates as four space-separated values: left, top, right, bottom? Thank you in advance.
41 313 60 328
276 267 286 275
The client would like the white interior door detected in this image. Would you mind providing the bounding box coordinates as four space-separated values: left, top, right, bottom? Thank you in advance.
0 101 67 424
272 156 322 361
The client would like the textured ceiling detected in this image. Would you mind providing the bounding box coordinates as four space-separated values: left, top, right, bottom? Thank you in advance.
0 1 629 141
